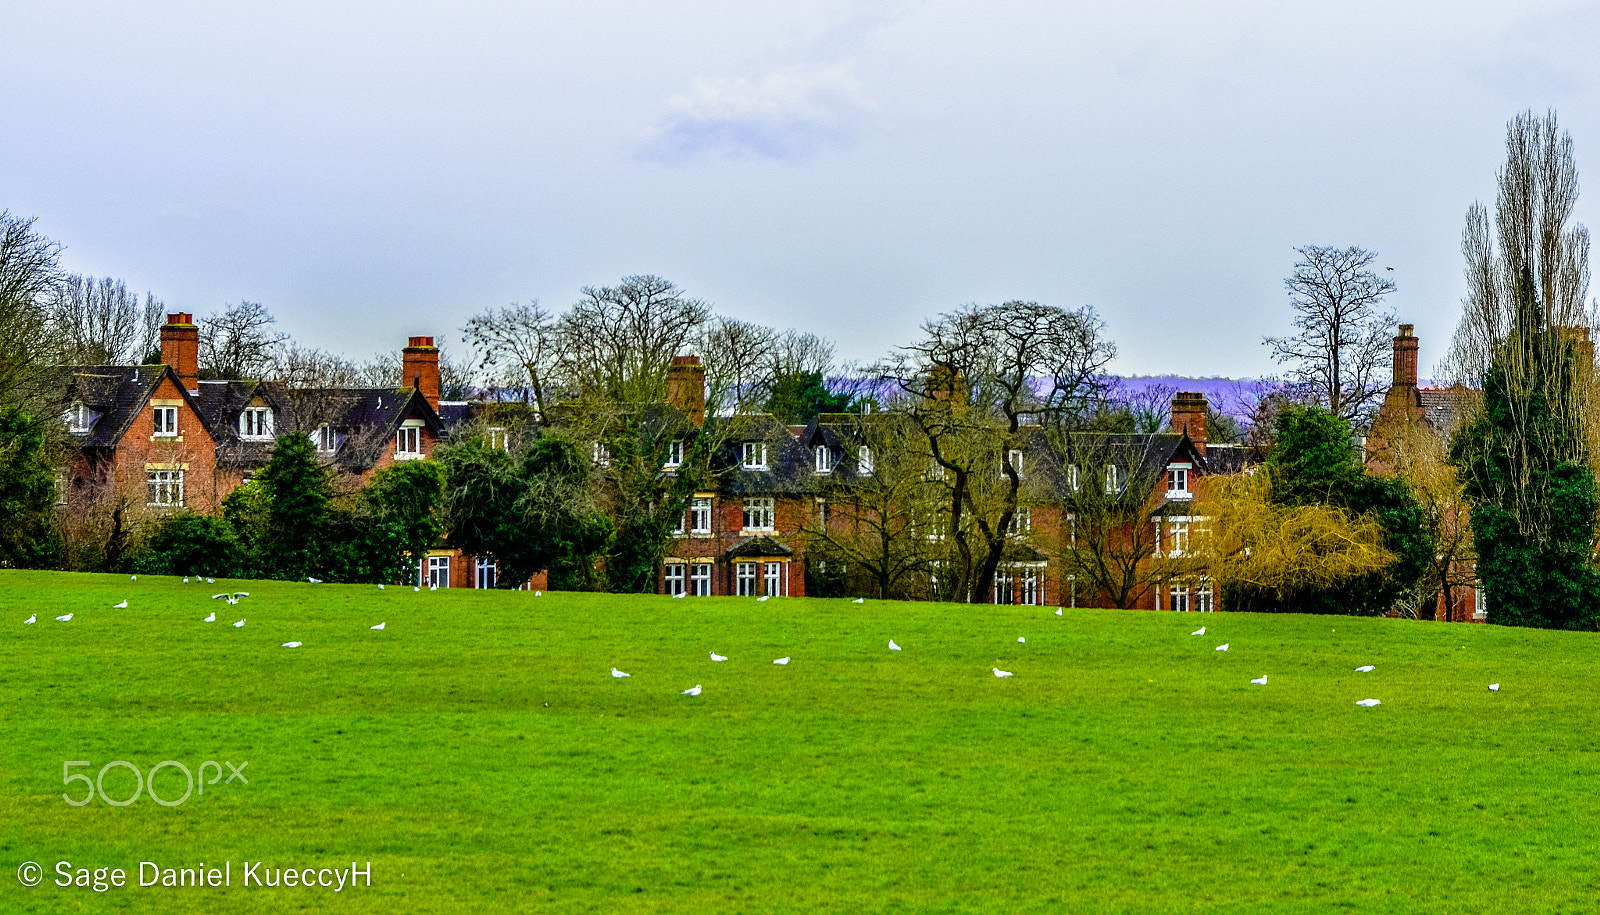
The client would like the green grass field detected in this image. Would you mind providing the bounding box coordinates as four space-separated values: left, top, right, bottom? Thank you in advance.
2 570 1599 912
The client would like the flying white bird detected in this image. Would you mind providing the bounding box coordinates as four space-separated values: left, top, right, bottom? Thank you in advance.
233 592 249 598
1192 626 1206 636
710 652 727 662
993 668 1014 678
888 640 901 651
673 592 687 598
1250 675 1268 685
1055 608 1063 617
757 595 770 602
24 614 36 624
1355 698 1381 707
112 600 127 609
611 668 630 678
203 612 215 623
1489 683 1500 691
1017 636 1026 643
371 622 385 630
212 593 227 600
308 577 322 584
773 657 790 665
682 684 702 696
56 613 73 622
1355 665 1375 672
1215 643 1229 651
233 619 245 628
282 641 301 648
226 597 237 605
853 598 864 603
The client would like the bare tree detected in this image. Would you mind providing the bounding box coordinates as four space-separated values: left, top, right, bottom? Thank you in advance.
1264 246 1397 428
0 211 65 405
199 301 289 380
701 317 778 414
557 275 712 404
48 275 165 365
462 301 565 415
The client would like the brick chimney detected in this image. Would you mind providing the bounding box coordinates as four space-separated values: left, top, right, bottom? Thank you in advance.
160 313 199 393
402 336 440 409
1170 391 1208 456
1393 324 1418 386
666 355 706 425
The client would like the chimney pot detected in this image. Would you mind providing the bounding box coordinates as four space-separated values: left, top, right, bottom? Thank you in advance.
402 336 442 409
160 313 200 391
1169 391 1208 455
1393 323 1419 387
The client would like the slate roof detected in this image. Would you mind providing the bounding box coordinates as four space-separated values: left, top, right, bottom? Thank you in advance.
727 536 795 558
712 413 813 496
1419 386 1475 436
57 365 181 449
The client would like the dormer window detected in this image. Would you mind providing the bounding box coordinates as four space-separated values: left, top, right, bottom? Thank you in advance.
858 446 874 477
65 402 92 433
664 439 684 468
1006 449 1024 478
240 407 274 440
1166 465 1191 499
814 445 834 474
741 442 768 470
1104 465 1122 494
314 424 337 453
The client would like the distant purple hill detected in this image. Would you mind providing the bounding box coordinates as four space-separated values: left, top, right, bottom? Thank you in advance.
1107 376 1273 424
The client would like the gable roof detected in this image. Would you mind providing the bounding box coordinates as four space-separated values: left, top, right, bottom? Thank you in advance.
57 365 200 449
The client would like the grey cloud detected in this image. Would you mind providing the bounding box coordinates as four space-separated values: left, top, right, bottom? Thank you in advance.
639 64 875 162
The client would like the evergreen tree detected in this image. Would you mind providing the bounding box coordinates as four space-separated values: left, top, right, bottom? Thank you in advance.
255 432 332 580
0 406 59 567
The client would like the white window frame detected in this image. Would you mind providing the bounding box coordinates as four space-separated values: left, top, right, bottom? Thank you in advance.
592 442 611 467
1067 464 1080 493
690 497 713 535
664 563 686 596
690 563 712 596
858 446 874 476
146 469 183 507
1008 506 1032 534
314 423 337 453
736 561 759 596
993 569 1016 605
475 558 497 589
764 561 785 597
153 406 177 438
1104 464 1121 494
742 497 775 532
1169 519 1190 557
741 441 769 470
66 402 92 433
240 406 274 440
814 445 834 474
1166 465 1191 500
426 555 450 588
1007 449 1024 478
1195 577 1214 613
1169 585 1191 613
396 424 423 459
665 439 684 468
487 427 509 451
1019 566 1039 606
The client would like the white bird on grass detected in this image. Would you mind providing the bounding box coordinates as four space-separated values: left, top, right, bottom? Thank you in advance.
673 592 687 598
56 613 73 622
308 577 322 584
535 591 542 597
203 612 215 623
131 575 137 581
1055 608 1063 617
378 584 385 590
888 640 901 651
206 578 215 583
112 600 127 609
183 577 189 584
757 595 770 602
611 668 630 678
282 641 301 648
993 668 1013 678
233 619 245 628
1355 665 1375 673
682 685 701 696
1215 643 1229 652
24 614 36 624
773 657 790 665
853 598 864 603
371 622 385 630
1192 626 1206 636
1489 683 1500 692
1017 636 1026 643
710 652 727 662
1250 675 1268 685
413 586 420 592
1356 698 1381 707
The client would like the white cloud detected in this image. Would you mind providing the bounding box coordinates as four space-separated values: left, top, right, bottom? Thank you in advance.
640 63 874 162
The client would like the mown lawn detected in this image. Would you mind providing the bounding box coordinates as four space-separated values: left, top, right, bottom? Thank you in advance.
1 569 1598 912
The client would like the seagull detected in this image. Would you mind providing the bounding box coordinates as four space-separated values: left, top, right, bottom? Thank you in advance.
682 684 702 696
233 592 249 598
853 598 864 603
535 591 542 597
1017 636 1026 643
1489 683 1500 691
206 578 215 583
1215 643 1229 651
1356 698 1381 707
282 641 301 648
378 584 385 590
888 640 901 651
1055 608 1063 616
56 613 73 622
1355 665 1375 672
371 622 385 630
212 593 227 600
1250 675 1268 685
611 668 630 678
710 652 727 662
413 587 420 592
673 592 687 598
24 614 36 624
233 619 245 628
1192 626 1206 636
131 575 137 581
183 577 189 584
227 597 237 605
308 577 322 584
112 600 127 609
203 612 215 623
773 657 790 665
993 668 1014 678
757 595 770 602
429 584 438 591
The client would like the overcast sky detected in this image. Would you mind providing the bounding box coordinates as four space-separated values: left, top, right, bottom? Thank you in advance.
4 1 1598 379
